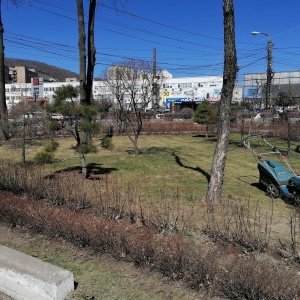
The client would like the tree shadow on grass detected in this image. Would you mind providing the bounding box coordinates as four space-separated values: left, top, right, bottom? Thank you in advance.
48 163 118 180
172 152 210 183
125 146 171 155
141 147 170 155
192 134 217 142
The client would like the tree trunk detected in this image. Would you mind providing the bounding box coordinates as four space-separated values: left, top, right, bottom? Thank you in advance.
206 0 237 205
86 0 96 105
76 0 87 105
240 116 245 146
80 153 89 178
0 0 8 140
76 0 96 177
22 117 26 163
287 117 291 157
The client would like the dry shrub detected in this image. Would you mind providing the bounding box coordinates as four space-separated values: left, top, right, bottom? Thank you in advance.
91 179 197 233
146 191 198 233
216 258 300 300
183 246 219 290
121 226 157 265
1 192 300 299
0 192 29 226
278 208 300 262
0 161 65 202
232 120 300 141
0 161 195 232
91 179 138 221
0 192 209 285
0 161 43 195
142 120 204 134
204 196 273 251
153 234 186 279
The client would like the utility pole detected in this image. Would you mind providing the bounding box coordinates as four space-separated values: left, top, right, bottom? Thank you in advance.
152 48 159 110
153 48 156 80
266 37 273 109
252 31 273 109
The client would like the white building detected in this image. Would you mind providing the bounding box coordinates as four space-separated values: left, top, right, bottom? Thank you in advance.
243 71 300 102
5 80 81 110
161 75 223 108
5 72 244 111
160 72 242 111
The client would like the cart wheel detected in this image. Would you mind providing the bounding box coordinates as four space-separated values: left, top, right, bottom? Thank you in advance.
294 196 300 206
266 184 280 198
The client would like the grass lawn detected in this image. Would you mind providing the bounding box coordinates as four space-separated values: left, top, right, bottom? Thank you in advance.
2 133 300 223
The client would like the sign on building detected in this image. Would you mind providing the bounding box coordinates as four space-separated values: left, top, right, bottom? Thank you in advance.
31 77 44 99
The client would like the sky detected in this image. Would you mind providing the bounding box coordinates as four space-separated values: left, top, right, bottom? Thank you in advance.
3 0 300 84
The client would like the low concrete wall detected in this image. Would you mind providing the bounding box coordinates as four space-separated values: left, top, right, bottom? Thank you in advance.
0 245 74 300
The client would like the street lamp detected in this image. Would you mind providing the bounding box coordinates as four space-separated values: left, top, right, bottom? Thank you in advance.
252 31 273 109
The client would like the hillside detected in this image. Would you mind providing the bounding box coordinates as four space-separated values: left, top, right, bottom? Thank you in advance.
4 58 80 82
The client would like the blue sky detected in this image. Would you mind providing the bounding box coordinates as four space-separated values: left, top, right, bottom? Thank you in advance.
3 0 300 83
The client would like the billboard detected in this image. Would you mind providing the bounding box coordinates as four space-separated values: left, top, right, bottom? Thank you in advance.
163 88 221 109
243 86 262 99
31 77 44 99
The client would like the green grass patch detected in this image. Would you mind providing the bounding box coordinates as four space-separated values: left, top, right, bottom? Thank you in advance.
2 133 300 203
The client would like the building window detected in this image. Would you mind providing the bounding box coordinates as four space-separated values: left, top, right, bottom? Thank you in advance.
178 83 192 88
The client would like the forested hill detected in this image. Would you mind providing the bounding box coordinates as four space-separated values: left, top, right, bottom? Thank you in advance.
4 58 80 82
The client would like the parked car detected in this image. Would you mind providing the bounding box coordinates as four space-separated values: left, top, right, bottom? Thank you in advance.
156 114 164 119
50 113 64 120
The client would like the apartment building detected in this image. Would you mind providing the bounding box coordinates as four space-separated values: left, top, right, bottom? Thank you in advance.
7 66 39 84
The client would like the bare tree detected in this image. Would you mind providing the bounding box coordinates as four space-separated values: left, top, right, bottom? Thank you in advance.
274 87 297 116
0 0 11 140
106 59 160 154
8 102 46 163
274 87 298 156
206 0 237 205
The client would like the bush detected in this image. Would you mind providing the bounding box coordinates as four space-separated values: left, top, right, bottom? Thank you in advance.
179 108 195 119
101 135 114 150
46 120 61 131
34 151 54 164
216 258 300 300
44 140 59 152
76 142 98 154
33 140 59 164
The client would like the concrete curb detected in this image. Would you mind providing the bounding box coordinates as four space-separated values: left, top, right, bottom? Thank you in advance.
0 245 74 300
